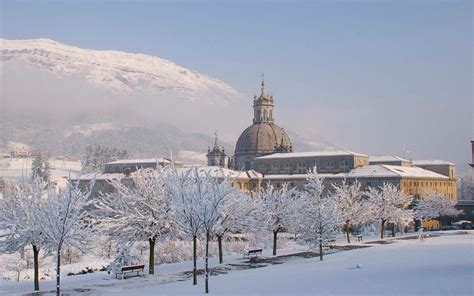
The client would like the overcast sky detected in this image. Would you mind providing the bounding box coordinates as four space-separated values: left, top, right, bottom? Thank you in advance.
1 0 472 172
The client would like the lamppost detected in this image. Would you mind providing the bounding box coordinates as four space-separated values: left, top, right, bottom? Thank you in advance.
318 236 323 261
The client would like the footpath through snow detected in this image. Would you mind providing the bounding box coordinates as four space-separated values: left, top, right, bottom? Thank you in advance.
1 231 473 295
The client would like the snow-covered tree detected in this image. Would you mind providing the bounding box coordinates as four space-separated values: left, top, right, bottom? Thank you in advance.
167 166 242 293
94 166 173 275
107 245 140 277
5 253 28 282
332 179 367 243
34 178 95 296
415 191 461 224
31 153 51 183
296 167 341 260
366 183 414 239
214 193 261 264
0 178 45 291
166 166 203 286
258 183 298 256
196 169 241 294
82 144 128 173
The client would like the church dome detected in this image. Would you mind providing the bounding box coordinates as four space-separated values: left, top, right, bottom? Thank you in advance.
231 77 293 170
235 122 292 156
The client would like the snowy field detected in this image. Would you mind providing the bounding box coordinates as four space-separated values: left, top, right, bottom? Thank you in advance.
1 232 472 295
0 158 81 182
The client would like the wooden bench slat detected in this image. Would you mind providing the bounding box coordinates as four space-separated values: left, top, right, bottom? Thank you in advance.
244 249 263 259
121 264 145 272
116 264 145 279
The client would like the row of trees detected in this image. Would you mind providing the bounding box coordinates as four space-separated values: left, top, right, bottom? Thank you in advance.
0 177 94 295
0 165 460 294
82 144 128 173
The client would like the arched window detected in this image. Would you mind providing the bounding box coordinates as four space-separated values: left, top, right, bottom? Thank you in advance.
263 109 268 121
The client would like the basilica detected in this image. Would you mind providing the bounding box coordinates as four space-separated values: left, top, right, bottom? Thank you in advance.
206 78 293 170
78 77 458 228
205 78 457 209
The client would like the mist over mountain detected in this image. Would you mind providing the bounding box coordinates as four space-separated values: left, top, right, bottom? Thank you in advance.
1 38 336 161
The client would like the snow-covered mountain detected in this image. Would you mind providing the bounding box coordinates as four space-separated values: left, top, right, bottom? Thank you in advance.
0 38 338 161
0 38 243 104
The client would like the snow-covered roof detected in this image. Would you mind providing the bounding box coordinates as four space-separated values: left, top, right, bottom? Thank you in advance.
77 173 123 181
77 166 263 181
346 165 449 179
262 165 449 180
412 160 455 166
106 158 182 165
178 166 263 180
369 155 411 163
255 150 368 160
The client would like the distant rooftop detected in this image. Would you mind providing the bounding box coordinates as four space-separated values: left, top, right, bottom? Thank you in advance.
77 172 123 180
106 158 182 165
264 164 449 180
77 166 262 181
412 160 455 166
369 155 411 163
178 165 263 180
255 150 368 160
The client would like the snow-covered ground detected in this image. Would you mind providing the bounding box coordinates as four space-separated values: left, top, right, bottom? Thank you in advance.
1 232 472 295
0 158 81 182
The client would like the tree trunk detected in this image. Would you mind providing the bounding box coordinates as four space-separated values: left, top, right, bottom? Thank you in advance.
56 248 61 296
345 222 351 244
217 235 223 264
319 240 323 261
32 244 40 291
273 230 278 256
381 220 386 239
391 223 396 237
193 235 197 286
148 237 155 275
205 232 210 294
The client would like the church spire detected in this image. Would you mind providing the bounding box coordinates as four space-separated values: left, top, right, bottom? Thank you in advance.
213 130 219 149
260 73 266 97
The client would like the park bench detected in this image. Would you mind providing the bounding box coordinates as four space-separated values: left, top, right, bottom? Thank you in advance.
325 239 336 249
356 235 363 242
115 264 145 279
243 248 263 259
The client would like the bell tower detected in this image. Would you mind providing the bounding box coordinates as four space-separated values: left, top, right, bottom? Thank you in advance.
253 74 274 124
206 132 226 167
